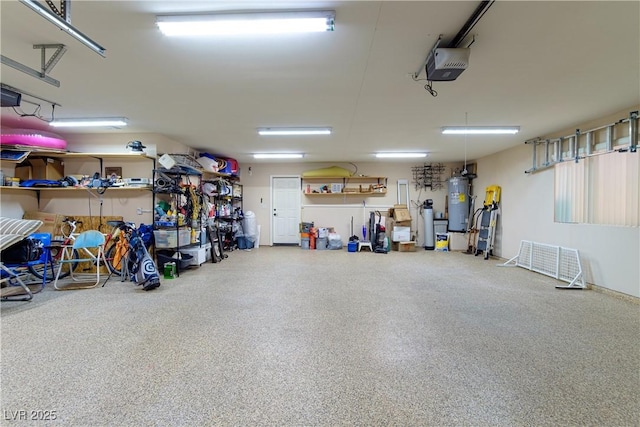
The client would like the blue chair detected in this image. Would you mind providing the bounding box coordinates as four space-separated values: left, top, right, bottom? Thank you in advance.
22 232 53 289
53 230 106 290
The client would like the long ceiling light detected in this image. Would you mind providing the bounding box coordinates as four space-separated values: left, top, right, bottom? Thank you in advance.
441 126 520 135
19 0 106 57
254 153 304 159
50 117 128 128
258 127 332 136
157 10 336 36
375 152 428 158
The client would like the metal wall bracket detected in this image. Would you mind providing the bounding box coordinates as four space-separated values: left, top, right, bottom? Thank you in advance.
34 44 67 76
45 0 71 21
629 111 638 153
0 43 65 87
0 54 61 87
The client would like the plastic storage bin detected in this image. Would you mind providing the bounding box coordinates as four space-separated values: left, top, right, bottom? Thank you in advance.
236 236 254 250
301 237 310 249
156 250 193 271
434 219 448 234
153 228 191 248
180 243 212 266
316 237 328 250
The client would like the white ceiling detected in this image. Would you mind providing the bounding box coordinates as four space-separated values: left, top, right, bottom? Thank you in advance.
1 0 639 164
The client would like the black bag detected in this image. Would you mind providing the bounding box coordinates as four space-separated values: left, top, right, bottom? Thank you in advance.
1 237 43 263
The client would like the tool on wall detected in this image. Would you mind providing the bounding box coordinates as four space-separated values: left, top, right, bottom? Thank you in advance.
466 207 481 255
411 163 446 191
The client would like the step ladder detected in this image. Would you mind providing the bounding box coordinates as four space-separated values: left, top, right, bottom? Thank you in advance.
475 185 501 260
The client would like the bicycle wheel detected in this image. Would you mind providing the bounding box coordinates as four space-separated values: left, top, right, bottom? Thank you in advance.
104 242 128 277
28 245 80 281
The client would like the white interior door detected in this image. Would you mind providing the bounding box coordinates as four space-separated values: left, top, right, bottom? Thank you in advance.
271 176 301 245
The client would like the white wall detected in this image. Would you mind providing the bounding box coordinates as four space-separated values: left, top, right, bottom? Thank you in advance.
239 161 461 248
474 107 640 297
63 132 191 158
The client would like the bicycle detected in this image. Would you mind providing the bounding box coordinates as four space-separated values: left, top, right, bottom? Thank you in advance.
103 221 138 279
27 218 127 281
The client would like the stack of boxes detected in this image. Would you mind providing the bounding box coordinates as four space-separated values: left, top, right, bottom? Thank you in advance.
387 204 415 252
15 157 65 182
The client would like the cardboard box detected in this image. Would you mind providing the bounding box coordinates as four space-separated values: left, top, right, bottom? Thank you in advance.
28 157 65 180
23 211 64 237
390 204 412 222
391 241 416 251
398 241 417 252
385 217 411 236
15 164 33 181
392 226 411 242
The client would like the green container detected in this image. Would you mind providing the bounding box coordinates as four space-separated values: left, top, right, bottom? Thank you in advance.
163 261 176 279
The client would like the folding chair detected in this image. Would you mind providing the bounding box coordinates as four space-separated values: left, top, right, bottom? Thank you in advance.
2 232 53 294
0 217 44 301
53 230 106 290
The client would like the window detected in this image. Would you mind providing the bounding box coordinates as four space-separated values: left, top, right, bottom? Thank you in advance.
554 161 586 223
555 153 639 226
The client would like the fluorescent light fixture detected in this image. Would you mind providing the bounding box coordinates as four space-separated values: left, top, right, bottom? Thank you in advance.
441 126 520 135
375 152 428 158
19 0 106 57
254 153 304 159
258 127 332 136
50 117 128 128
157 10 336 36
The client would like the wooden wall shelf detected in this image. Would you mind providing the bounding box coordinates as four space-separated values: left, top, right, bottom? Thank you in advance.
301 175 387 197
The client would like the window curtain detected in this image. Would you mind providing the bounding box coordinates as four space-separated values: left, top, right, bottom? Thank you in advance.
555 153 639 226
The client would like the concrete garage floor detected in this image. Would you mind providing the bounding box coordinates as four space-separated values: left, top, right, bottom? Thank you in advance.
1 247 638 426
